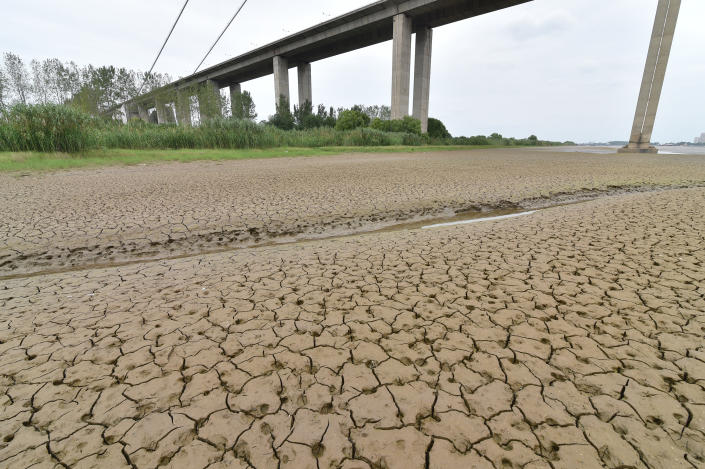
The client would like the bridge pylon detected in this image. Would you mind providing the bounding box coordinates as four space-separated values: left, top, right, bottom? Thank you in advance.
619 0 681 154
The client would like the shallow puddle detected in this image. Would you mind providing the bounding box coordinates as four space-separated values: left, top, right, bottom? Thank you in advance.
421 210 536 229
364 207 526 234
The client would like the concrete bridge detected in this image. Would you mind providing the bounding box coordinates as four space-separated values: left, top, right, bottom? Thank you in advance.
125 0 681 149
124 0 532 132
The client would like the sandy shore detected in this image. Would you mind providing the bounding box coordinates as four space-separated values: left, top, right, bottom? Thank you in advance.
2 148 705 277
1 183 704 468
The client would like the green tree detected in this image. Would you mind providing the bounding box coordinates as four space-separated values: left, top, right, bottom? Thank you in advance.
114 68 138 103
232 90 257 120
322 106 337 127
30 59 50 104
293 100 337 129
37 58 68 104
293 100 315 129
370 118 388 132
335 108 370 131
4 53 31 105
0 68 7 111
68 65 116 116
397 116 421 135
1 52 176 118
55 61 81 104
268 95 295 130
427 118 451 138
138 71 172 96
358 104 391 121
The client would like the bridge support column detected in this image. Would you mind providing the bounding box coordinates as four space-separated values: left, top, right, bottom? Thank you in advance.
298 63 312 107
229 84 242 118
155 97 168 125
137 104 149 122
169 105 177 123
391 13 412 120
175 91 192 127
198 80 222 122
619 0 681 154
413 27 433 133
124 103 140 122
273 56 290 108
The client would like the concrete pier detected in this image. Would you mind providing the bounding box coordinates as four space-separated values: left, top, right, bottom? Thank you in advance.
124 103 140 122
198 80 222 121
175 91 192 127
137 104 149 122
155 97 168 125
229 84 242 117
298 63 312 107
391 14 412 120
413 27 433 133
273 56 290 106
620 0 681 154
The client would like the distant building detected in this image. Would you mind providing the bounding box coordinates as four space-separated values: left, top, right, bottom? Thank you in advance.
696 133 705 144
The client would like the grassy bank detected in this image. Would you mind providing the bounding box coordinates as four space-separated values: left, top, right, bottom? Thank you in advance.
0 145 514 172
0 105 427 152
0 104 566 172
1 104 567 153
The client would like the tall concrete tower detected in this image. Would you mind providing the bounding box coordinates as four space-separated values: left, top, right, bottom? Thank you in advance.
619 0 681 154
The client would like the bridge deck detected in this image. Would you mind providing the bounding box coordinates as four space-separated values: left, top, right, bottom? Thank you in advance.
131 0 530 105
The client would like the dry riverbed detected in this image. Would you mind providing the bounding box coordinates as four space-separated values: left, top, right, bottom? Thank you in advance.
1 148 705 468
2 148 705 277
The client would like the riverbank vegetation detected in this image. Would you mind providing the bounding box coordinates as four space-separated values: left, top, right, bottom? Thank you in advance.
0 103 566 153
0 52 572 157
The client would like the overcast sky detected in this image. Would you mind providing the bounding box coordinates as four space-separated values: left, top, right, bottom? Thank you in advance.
3 0 704 142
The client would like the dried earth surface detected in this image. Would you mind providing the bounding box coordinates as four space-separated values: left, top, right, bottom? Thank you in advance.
1 149 705 468
2 149 705 277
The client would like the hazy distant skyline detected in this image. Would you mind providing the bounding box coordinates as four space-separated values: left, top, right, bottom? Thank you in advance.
2 0 704 142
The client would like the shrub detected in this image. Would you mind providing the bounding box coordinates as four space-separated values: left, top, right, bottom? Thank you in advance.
335 109 370 131
370 116 421 135
398 116 422 135
427 118 451 138
467 135 490 145
369 118 387 132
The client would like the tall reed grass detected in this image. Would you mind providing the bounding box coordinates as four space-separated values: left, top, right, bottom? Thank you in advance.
0 105 422 153
0 104 560 154
95 119 420 149
0 104 93 152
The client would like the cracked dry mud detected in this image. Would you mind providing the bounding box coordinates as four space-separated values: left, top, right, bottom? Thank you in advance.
3 149 705 277
2 175 705 468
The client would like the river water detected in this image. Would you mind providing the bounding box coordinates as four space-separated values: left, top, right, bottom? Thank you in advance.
537 145 705 155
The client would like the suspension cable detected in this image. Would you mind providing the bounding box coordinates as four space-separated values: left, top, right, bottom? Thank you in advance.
193 0 249 74
137 0 190 95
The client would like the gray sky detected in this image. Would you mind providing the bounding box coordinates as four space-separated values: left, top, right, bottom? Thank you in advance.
3 0 704 142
